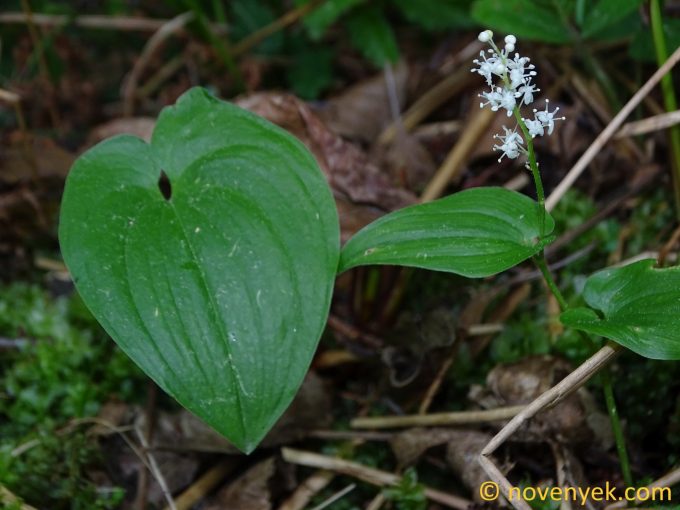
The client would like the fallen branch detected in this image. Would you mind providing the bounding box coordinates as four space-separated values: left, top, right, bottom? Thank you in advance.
281 448 471 510
351 405 524 430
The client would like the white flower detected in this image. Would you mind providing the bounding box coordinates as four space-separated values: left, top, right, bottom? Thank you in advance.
479 87 516 116
507 54 536 90
472 30 566 161
534 100 565 135
498 87 517 116
524 117 544 138
516 80 539 105
472 50 500 86
478 30 493 42
493 126 524 161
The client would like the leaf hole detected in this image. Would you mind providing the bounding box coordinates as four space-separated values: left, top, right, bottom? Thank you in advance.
158 170 172 200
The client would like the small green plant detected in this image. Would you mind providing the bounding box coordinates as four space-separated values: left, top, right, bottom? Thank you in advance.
58 31 680 504
383 468 427 510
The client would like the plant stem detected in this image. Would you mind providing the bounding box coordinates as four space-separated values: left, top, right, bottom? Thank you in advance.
513 109 546 237
650 0 680 220
601 367 635 487
533 254 568 310
523 120 633 488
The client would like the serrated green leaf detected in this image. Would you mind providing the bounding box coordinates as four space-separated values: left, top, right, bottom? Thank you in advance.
581 0 644 38
471 0 572 44
59 87 340 453
339 187 554 277
298 0 364 39
391 0 475 31
345 5 400 67
561 259 680 360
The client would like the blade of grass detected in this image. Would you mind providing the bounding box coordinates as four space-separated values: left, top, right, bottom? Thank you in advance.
651 0 680 220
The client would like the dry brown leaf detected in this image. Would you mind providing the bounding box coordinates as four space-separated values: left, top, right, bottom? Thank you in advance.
1 135 74 183
315 62 408 143
483 356 610 445
236 92 416 213
373 131 437 192
389 427 456 467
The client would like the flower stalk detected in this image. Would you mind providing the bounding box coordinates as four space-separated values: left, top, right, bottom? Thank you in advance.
473 30 632 488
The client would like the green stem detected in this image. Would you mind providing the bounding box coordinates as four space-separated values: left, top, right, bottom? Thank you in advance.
602 368 634 487
513 108 546 237
651 0 680 220
533 254 568 310
536 250 633 486
523 116 633 487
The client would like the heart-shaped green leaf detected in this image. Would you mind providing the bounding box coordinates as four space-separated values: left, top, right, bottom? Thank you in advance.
561 259 680 360
339 187 553 277
59 88 339 453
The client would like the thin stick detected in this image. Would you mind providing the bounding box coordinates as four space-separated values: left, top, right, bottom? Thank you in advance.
309 483 356 510
420 107 495 202
281 448 471 510
479 343 622 510
605 464 680 510
278 470 335 510
418 344 457 414
166 459 236 510
135 425 177 510
546 44 680 211
615 109 680 138
351 405 524 430
0 12 226 32
378 42 482 145
0 485 38 510
231 0 322 57
122 11 194 116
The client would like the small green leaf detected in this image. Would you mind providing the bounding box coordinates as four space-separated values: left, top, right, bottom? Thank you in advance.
59 88 340 452
339 187 554 277
581 0 644 38
345 5 400 67
561 259 680 360
471 0 572 44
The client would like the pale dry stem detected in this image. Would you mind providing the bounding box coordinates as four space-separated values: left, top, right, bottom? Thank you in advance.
479 343 621 510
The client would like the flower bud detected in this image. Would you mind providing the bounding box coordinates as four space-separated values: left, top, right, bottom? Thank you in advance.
478 30 493 42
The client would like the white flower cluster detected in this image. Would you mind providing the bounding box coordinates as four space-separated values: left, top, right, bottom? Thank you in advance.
472 30 565 163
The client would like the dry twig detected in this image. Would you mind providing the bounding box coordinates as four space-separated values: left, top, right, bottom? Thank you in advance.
547 44 680 210
0 12 225 32
281 448 471 510
351 405 524 430
165 459 236 510
278 470 335 510
479 343 622 510
122 11 195 116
